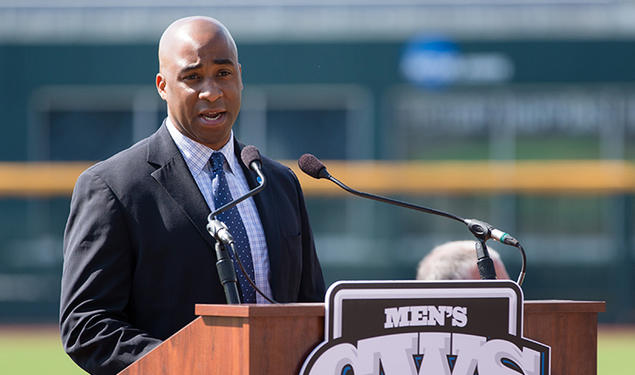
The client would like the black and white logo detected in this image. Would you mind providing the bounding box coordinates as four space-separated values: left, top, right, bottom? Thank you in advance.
300 280 550 375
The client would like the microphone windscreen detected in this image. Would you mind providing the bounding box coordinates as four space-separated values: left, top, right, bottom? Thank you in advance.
298 153 326 179
241 145 261 167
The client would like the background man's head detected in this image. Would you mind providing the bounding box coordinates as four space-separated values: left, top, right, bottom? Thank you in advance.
156 16 243 150
416 240 510 281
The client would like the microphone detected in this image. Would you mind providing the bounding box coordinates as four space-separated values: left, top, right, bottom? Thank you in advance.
298 153 330 179
208 146 267 220
241 145 265 184
298 154 526 285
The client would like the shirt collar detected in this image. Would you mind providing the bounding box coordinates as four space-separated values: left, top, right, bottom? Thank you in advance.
165 117 239 177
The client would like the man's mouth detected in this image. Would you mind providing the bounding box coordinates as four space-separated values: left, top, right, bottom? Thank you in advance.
201 111 224 121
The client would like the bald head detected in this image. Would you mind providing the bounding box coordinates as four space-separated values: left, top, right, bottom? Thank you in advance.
158 16 238 74
416 241 510 281
155 16 243 150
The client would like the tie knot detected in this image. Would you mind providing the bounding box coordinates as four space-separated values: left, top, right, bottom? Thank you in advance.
210 152 225 174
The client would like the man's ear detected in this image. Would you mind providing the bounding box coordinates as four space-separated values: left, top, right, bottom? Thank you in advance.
238 64 244 91
156 73 167 100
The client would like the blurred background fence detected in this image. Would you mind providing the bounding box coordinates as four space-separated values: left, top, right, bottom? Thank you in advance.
0 1 633 325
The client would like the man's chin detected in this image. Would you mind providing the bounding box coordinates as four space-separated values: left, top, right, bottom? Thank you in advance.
195 130 232 150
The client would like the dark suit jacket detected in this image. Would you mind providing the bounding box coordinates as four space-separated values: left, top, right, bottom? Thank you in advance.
59 123 325 374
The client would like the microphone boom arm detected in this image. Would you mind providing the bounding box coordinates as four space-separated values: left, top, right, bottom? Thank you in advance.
207 165 266 220
302 157 527 285
328 176 503 279
329 175 466 224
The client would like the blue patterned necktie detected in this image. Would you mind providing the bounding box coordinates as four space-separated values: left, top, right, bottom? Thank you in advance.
210 152 256 303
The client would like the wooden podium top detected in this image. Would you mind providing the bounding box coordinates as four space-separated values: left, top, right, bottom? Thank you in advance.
194 300 605 317
524 300 606 313
194 302 325 317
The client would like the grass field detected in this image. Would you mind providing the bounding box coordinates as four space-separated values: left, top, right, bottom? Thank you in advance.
0 325 633 374
0 326 86 374
597 327 635 375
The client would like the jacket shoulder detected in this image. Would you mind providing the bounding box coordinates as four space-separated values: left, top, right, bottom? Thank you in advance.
75 133 162 196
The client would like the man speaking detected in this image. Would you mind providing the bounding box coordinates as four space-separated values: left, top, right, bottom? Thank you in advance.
59 16 325 374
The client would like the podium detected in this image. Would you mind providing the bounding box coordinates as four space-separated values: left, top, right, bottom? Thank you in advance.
119 300 604 375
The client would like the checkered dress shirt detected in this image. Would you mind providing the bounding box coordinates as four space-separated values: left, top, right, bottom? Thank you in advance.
166 118 273 303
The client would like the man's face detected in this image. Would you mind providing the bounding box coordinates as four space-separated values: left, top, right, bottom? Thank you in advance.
156 27 243 150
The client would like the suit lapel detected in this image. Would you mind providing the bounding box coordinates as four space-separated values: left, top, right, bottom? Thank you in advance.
148 124 214 248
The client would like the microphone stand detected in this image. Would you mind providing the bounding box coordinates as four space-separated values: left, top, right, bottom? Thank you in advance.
206 153 278 304
465 220 497 280
207 219 241 304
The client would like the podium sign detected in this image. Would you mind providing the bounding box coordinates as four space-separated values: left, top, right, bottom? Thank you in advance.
300 280 550 375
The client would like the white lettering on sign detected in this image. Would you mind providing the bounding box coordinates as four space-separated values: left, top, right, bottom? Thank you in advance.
384 305 468 328
307 332 541 375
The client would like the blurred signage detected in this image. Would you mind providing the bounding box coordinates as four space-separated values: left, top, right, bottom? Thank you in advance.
300 280 550 375
400 36 514 88
395 88 631 135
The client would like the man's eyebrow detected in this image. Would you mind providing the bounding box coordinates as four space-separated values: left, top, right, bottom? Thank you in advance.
180 63 202 74
180 59 235 74
213 58 235 66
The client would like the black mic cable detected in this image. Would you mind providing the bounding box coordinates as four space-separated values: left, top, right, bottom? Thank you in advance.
298 154 526 286
206 145 277 304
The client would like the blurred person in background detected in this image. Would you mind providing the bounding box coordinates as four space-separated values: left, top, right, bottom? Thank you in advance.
59 16 324 374
416 240 510 281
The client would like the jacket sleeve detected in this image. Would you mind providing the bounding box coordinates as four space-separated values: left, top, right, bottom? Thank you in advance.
59 170 161 375
290 171 326 302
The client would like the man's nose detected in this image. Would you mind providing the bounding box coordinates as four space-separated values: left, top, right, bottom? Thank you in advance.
199 80 222 101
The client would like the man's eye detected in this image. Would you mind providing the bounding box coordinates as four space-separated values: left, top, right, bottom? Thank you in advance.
218 70 232 77
183 74 199 80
